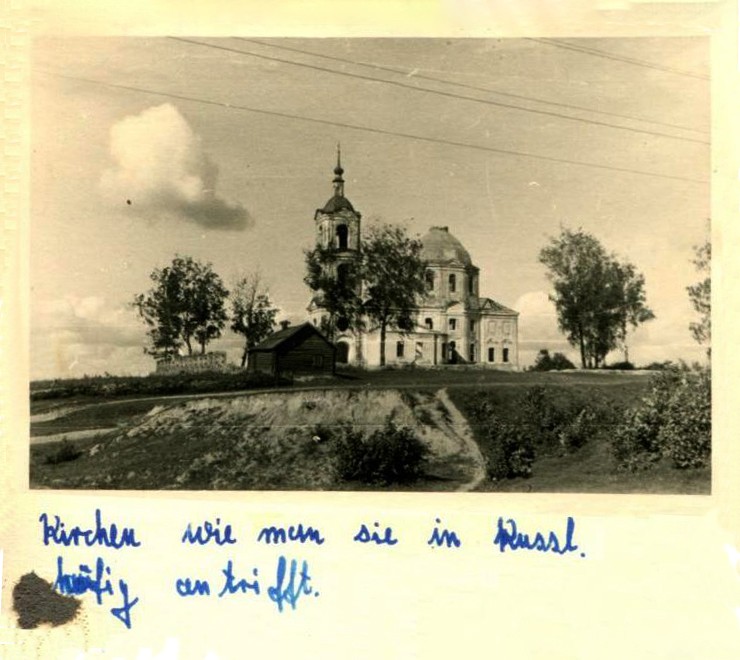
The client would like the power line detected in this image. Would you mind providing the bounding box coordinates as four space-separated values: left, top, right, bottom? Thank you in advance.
239 37 707 135
37 69 708 185
168 37 708 146
530 38 710 81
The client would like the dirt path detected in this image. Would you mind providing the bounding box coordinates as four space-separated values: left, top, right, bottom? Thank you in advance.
435 389 487 491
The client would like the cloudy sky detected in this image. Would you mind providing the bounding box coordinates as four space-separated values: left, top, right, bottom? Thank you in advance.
30 37 710 379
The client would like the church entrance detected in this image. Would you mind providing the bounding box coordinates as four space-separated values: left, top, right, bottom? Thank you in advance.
336 341 350 364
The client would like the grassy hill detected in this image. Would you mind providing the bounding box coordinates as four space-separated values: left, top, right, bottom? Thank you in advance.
29 369 710 494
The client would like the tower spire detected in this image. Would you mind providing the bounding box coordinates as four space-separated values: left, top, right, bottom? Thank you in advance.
332 143 345 197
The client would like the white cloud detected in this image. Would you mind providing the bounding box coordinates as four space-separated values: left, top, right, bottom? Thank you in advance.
515 290 561 343
31 296 151 379
100 104 251 230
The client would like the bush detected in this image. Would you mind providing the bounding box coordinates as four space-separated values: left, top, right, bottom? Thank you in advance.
530 349 576 371
604 361 634 370
557 406 599 451
642 360 675 371
658 368 711 468
518 385 567 447
333 421 429 485
44 439 83 465
612 367 710 471
484 418 535 480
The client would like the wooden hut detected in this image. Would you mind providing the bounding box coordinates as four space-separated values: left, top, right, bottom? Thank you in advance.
248 322 336 377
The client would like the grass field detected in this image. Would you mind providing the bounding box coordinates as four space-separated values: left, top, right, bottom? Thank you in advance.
29 368 710 494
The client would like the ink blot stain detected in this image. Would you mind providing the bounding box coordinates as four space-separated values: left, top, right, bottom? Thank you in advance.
13 572 81 629
126 199 132 205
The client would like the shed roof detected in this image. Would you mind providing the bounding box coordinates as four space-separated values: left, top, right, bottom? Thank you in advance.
249 322 335 353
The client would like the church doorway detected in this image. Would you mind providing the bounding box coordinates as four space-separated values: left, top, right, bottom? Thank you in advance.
336 341 350 364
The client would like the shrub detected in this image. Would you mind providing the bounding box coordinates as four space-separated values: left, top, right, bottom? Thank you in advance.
518 385 567 448
642 360 675 371
44 439 83 465
557 406 599 451
333 421 429 485
530 349 576 372
484 418 535 480
612 367 710 471
605 361 634 370
658 368 711 468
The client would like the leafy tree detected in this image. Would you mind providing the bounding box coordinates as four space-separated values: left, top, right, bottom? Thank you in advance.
133 255 229 358
229 273 278 368
614 262 655 364
687 237 710 352
304 244 363 341
539 228 654 369
361 224 427 366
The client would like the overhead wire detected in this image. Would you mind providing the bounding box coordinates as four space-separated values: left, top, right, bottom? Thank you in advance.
36 69 708 185
168 37 709 146
238 37 708 135
529 38 710 81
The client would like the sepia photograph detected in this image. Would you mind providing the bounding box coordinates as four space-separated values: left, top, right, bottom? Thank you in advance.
28 36 711 494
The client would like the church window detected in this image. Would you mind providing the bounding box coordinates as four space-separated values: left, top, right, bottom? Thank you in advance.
396 341 405 358
469 343 476 362
336 316 349 332
425 270 435 291
488 347 495 362
470 320 476 334
336 224 349 249
468 275 475 294
449 274 456 292
449 318 457 330
424 318 433 330
503 348 510 363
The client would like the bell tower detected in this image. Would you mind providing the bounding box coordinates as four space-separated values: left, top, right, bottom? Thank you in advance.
314 144 362 258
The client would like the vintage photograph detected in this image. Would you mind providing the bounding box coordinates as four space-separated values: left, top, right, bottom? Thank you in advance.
28 37 710 493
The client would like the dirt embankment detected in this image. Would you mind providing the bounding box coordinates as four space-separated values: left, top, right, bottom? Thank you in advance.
31 389 486 491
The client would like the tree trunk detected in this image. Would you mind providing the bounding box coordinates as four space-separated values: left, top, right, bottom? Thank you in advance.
241 344 248 369
379 321 386 367
578 331 586 369
185 337 193 356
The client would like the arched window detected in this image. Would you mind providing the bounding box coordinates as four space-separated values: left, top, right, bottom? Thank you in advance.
425 270 435 291
468 275 475 295
448 273 456 293
424 318 433 330
336 224 349 249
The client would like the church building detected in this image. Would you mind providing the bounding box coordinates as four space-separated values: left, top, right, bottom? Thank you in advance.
308 152 519 369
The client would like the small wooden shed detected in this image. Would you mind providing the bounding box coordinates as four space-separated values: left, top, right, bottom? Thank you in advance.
248 322 336 376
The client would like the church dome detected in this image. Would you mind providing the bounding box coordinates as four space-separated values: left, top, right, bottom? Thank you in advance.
321 194 356 214
420 226 472 266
